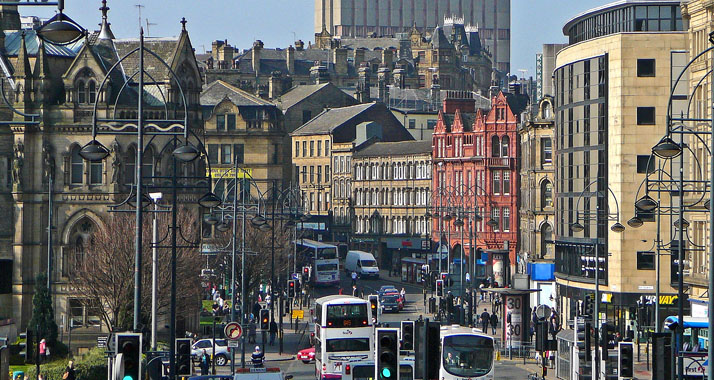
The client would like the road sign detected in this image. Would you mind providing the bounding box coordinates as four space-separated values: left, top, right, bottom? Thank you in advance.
292 309 304 319
291 273 299 280
224 322 242 340
227 340 240 348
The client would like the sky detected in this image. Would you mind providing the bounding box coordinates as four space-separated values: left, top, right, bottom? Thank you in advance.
29 0 611 78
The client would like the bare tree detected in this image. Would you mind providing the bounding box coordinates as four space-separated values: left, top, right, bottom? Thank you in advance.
70 207 202 331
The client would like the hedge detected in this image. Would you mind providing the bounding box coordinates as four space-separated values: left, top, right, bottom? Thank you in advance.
27 348 107 380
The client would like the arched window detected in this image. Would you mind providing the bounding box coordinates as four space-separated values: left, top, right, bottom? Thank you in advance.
142 146 155 180
70 146 84 185
88 81 97 103
491 135 500 157
541 180 553 209
541 223 553 258
125 146 136 185
89 156 102 185
65 217 95 274
77 81 86 104
501 135 510 157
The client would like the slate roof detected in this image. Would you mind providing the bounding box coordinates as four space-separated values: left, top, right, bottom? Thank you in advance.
291 102 375 135
354 140 432 157
430 27 452 49
5 30 79 58
277 83 331 111
113 37 180 80
201 80 274 107
338 37 399 51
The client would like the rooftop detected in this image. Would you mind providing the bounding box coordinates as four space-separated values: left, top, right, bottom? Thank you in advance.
354 140 432 158
201 80 274 107
291 102 375 136
563 0 681 34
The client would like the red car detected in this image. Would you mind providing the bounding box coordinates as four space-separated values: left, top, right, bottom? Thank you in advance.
297 347 315 364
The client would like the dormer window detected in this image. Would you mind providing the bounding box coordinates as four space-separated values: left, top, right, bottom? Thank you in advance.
75 79 97 104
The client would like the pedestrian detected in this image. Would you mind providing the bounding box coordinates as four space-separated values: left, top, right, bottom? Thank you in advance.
62 360 76 380
489 312 498 335
253 301 261 319
479 283 485 302
200 349 210 375
338 288 343 295
351 271 358 286
39 338 46 363
265 294 272 310
251 346 265 367
400 288 406 303
480 308 490 333
352 285 358 297
269 320 278 346
248 318 257 344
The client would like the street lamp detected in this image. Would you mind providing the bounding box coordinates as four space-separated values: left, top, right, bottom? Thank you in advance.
78 140 110 161
199 193 222 209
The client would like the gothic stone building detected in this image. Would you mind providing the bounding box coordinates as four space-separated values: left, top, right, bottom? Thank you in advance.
0 6 203 344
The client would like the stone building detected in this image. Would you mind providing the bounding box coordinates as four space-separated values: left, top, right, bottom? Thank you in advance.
431 90 524 287
290 102 414 238
0 5 203 343
314 0 511 73
518 96 555 308
351 140 432 274
554 0 684 328
330 141 356 244
276 82 358 133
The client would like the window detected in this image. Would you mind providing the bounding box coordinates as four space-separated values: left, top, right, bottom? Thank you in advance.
317 166 322 183
637 107 656 125
310 141 315 156
272 144 279 164
637 251 655 270
501 136 509 157
216 114 225 130
409 119 416 129
223 114 235 131
325 140 330 155
221 144 231 164
302 141 307 157
502 207 510 231
295 142 299 157
491 136 500 157
427 120 437 130
541 180 553 209
232 144 244 164
302 110 312 124
317 140 322 156
637 155 655 174
541 224 553 259
71 146 83 185
541 138 552 164
492 171 501 194
310 166 314 182
503 171 510 195
637 59 655 77
325 165 330 182
125 147 136 185
89 160 102 185
88 81 96 104
491 208 500 231
302 166 307 183
207 144 219 165
77 81 86 104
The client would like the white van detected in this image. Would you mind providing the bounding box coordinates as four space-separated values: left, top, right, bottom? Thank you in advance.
345 250 380 278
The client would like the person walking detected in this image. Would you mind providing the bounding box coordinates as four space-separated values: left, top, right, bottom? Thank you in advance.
269 320 278 346
352 285 358 297
351 271 358 286
62 361 76 380
400 288 406 303
199 350 210 375
480 308 490 333
248 318 257 344
489 312 498 335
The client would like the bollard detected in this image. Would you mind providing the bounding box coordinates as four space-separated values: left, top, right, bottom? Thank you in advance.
295 317 299 332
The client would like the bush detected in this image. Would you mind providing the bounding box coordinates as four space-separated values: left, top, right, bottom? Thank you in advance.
27 348 107 380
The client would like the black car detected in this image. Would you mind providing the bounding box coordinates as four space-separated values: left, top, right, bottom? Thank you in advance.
380 294 401 313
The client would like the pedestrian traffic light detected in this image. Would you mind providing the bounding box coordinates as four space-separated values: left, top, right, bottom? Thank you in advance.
400 321 414 351
288 280 296 298
175 338 192 376
440 272 453 286
260 309 270 331
619 342 634 378
420 265 429 283
368 295 379 322
576 317 591 363
302 266 310 279
435 279 444 297
116 333 142 380
376 328 399 380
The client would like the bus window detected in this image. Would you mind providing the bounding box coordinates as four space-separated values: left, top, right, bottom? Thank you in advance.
442 335 494 378
326 338 370 352
317 263 339 272
399 364 413 380
318 247 338 260
352 365 373 380
326 304 368 327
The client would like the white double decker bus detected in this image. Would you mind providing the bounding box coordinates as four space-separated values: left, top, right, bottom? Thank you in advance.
314 296 374 380
296 239 340 286
440 325 496 380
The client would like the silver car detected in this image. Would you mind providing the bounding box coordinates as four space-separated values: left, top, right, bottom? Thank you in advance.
191 339 231 366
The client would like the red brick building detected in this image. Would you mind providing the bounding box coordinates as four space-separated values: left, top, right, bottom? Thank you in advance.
431 91 522 286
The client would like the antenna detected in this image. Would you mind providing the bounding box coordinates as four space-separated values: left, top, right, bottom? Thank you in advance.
146 19 157 36
518 69 528 79
135 4 144 31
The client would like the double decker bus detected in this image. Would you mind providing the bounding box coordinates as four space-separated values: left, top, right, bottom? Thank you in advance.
440 325 496 380
295 239 340 286
314 296 374 380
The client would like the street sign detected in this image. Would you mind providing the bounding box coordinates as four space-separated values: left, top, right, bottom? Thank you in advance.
292 309 304 319
224 322 242 340
97 336 108 348
227 340 240 348
291 273 299 280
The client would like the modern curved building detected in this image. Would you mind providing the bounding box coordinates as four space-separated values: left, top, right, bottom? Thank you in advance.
553 0 685 330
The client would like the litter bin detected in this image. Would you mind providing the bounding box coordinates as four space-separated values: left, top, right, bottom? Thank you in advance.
429 297 437 313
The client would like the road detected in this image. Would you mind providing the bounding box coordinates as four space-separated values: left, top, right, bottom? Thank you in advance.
209 271 532 380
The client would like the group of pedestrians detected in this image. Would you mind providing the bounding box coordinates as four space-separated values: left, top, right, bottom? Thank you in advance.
479 308 499 335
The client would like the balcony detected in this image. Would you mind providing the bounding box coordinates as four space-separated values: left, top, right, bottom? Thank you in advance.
486 157 514 168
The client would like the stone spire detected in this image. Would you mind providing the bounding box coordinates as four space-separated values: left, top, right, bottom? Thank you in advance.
98 0 115 40
34 40 51 104
13 31 33 107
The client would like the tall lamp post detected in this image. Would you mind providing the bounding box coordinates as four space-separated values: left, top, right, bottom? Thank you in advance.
570 181 626 380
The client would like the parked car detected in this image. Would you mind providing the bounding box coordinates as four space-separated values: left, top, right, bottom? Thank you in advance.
297 347 315 363
344 251 380 278
191 339 231 366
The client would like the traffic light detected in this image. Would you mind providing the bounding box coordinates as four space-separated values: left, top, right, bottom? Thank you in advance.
175 338 192 376
575 317 591 374
583 294 593 317
116 333 142 380
601 322 616 349
619 342 634 379
302 266 310 280
260 309 270 331
435 279 444 297
376 328 399 380
419 265 429 283
368 295 379 323
288 280 296 298
400 321 414 351
535 321 549 352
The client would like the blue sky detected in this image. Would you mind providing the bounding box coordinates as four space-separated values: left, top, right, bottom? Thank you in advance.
30 0 610 78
